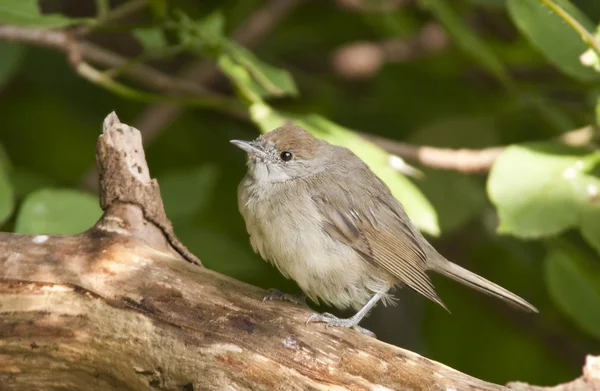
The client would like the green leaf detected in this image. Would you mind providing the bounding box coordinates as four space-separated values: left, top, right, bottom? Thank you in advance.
132 28 168 50
0 0 92 27
173 11 297 100
173 11 226 50
0 145 14 225
158 165 219 223
224 44 298 99
0 43 25 87
488 143 600 252
15 188 102 234
545 244 600 341
419 0 513 88
250 103 440 235
218 55 265 103
507 0 600 82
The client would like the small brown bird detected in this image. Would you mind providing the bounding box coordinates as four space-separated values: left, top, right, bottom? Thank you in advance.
231 125 537 337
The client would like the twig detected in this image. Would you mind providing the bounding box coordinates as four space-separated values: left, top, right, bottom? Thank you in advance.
77 0 149 35
0 27 205 96
537 0 600 58
132 0 306 142
361 125 598 174
75 62 243 112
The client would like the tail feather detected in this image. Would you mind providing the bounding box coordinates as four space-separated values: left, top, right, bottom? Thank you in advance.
429 256 538 313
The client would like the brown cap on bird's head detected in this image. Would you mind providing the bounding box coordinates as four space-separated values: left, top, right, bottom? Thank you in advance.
259 125 325 160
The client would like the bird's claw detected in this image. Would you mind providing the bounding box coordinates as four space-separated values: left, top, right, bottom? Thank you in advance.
306 312 376 338
262 288 307 306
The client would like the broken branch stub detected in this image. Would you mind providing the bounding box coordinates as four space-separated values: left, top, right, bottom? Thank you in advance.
96 112 201 265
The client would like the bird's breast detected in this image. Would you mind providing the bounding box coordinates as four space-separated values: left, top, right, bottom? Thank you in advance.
237 178 390 310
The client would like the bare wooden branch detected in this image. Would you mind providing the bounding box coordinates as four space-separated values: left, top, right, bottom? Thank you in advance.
0 113 597 390
360 125 598 174
95 113 201 265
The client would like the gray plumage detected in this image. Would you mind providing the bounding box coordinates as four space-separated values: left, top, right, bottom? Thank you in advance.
232 125 537 336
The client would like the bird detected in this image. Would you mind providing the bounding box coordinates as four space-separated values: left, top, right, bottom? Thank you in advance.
231 124 538 337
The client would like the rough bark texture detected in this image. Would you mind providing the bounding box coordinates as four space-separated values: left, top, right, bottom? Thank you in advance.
0 113 597 391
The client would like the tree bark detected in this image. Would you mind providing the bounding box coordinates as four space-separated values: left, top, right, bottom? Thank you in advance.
0 113 597 391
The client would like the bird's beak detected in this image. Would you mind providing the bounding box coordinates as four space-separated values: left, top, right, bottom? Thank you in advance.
230 140 265 157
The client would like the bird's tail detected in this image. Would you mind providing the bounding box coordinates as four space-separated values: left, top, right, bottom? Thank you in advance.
428 254 538 313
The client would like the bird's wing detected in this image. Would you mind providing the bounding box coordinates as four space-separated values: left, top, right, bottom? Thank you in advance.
312 172 446 309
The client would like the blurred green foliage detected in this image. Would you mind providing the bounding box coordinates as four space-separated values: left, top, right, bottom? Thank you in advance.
1 0 600 385
488 143 600 250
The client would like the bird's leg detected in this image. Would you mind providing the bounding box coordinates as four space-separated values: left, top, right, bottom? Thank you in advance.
263 288 307 305
306 292 385 338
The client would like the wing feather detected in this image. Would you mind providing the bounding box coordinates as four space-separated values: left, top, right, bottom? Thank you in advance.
311 166 446 309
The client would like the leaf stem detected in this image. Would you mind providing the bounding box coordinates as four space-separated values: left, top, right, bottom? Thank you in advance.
78 0 149 35
102 45 186 80
537 0 600 57
75 62 244 114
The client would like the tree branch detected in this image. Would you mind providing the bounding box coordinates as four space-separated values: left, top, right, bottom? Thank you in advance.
361 125 598 174
0 25 240 113
0 112 596 390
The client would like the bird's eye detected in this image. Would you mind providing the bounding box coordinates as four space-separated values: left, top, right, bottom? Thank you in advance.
280 151 293 161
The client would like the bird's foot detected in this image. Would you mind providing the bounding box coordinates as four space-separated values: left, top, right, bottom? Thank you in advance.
263 288 307 306
306 312 376 338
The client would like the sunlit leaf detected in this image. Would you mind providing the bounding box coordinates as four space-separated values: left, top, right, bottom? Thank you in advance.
545 243 600 341
15 188 102 234
507 0 600 81
225 44 298 98
0 0 92 27
249 103 440 235
488 143 600 252
218 55 265 103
